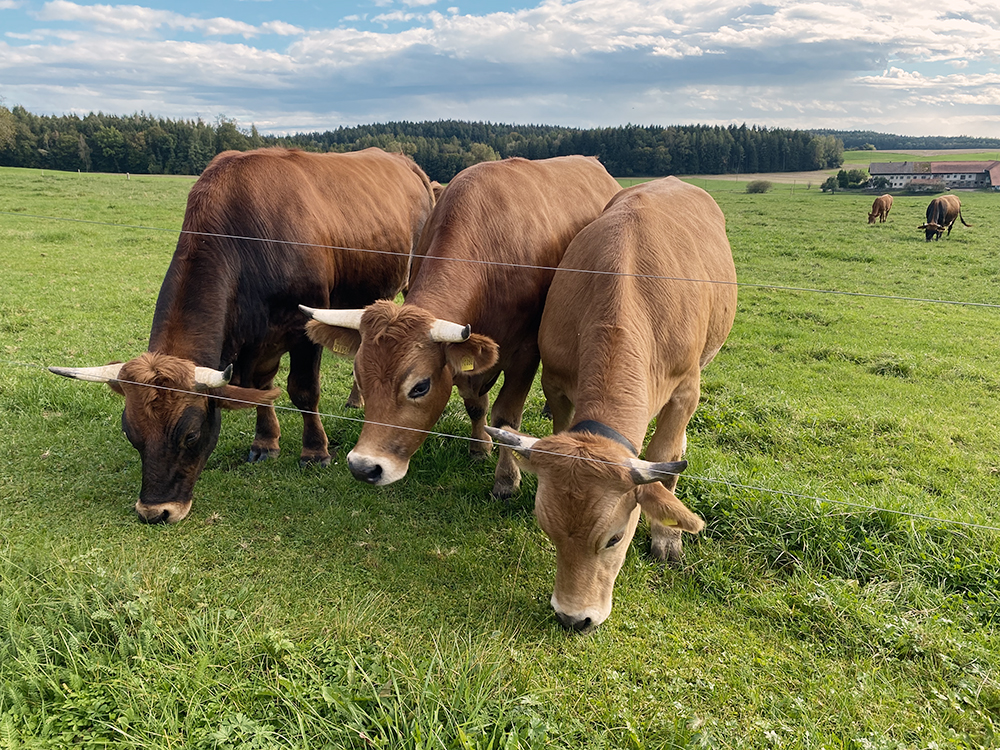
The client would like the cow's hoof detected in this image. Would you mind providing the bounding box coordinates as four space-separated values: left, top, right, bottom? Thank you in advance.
650 532 684 564
300 454 332 468
490 479 520 500
247 447 280 463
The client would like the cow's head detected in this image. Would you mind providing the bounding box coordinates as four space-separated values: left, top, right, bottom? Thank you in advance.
302 300 498 485
486 426 703 633
868 212 877 225
918 222 942 241
49 353 279 523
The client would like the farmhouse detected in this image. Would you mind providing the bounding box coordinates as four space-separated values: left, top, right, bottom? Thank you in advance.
869 161 1000 191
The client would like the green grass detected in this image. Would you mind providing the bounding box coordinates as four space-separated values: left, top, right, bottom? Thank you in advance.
842 150 1000 165
3 166 1000 748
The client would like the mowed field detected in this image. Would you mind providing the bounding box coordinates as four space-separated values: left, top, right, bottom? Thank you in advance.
2 165 1000 748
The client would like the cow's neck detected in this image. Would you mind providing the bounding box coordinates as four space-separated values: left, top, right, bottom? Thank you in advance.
570 326 651 451
146 249 232 368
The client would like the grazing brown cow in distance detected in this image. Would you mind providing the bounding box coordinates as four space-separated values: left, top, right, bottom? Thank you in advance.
918 194 970 241
868 194 893 224
50 147 436 523
488 176 737 632
302 155 622 497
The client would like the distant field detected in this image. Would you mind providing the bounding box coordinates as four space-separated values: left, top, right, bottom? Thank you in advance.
2 166 1000 748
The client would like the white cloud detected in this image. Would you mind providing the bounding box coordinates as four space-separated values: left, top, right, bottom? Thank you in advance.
36 0 303 38
3 0 1000 137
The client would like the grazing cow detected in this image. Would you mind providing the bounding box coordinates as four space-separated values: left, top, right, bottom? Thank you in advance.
487 176 737 632
868 194 893 224
49 147 436 523
302 155 621 497
918 194 970 241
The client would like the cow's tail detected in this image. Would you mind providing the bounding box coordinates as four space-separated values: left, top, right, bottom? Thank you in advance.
959 210 972 227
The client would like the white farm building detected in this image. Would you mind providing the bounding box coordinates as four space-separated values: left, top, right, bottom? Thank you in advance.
868 161 1000 190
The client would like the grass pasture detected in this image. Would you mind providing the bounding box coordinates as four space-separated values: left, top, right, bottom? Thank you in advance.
2 166 1000 748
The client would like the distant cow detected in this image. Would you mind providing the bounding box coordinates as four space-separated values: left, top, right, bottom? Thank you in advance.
50 147 435 523
487 176 737 632
868 194 893 224
302 155 621 497
918 195 970 241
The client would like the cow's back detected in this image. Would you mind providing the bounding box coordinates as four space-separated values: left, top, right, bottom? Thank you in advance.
151 148 434 360
405 156 621 343
540 177 736 422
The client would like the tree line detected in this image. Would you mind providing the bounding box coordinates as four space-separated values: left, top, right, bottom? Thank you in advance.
0 105 845 182
812 129 1000 152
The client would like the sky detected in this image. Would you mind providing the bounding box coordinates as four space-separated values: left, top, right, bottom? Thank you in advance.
1 0 999 138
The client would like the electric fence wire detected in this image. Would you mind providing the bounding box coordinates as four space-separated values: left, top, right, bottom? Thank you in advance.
6 360 1000 537
4 209 1000 535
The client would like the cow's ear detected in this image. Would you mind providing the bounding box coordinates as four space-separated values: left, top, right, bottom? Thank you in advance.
107 380 126 396
214 386 282 410
305 320 362 358
444 333 498 376
635 483 704 534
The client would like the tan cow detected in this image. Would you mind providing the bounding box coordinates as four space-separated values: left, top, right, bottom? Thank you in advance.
918 194 971 241
487 176 737 632
868 194 893 224
302 155 621 497
50 147 435 523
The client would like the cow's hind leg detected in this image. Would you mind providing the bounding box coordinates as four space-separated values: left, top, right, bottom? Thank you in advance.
644 371 701 563
288 340 331 467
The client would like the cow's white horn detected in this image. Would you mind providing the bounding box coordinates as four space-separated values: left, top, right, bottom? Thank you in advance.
48 363 124 383
628 458 688 485
428 319 471 343
300 305 366 330
485 426 539 453
193 363 233 388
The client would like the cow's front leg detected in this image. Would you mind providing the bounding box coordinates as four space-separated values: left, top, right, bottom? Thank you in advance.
288 340 331 467
462 391 492 461
249 404 281 462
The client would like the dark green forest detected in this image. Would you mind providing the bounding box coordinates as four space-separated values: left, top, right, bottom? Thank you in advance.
0 105 845 182
814 129 1000 152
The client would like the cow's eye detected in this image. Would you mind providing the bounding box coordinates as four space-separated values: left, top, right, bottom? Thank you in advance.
605 533 624 549
408 378 431 399
183 431 201 447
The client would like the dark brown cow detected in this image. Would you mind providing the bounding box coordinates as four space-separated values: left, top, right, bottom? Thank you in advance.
50 147 435 523
302 155 621 497
868 194 893 224
488 176 737 631
918 194 970 241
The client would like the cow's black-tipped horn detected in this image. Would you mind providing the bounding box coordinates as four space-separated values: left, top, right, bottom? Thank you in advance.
48 363 124 383
628 458 689 486
428 319 471 343
300 305 365 330
193 364 232 389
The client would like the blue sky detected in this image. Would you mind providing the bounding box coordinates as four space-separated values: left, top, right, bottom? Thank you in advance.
2 0 998 137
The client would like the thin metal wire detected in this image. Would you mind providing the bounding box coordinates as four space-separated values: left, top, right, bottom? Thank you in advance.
4 210 1000 310
9 358 1000 536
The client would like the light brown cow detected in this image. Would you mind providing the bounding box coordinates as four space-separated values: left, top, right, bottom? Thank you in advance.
302 155 621 497
50 147 435 523
918 194 971 241
487 176 737 632
868 194 893 224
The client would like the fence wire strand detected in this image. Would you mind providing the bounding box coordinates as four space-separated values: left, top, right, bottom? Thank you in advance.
6 358 1000 537
4 207 1000 535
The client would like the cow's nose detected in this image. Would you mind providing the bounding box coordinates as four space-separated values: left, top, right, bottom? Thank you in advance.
348 456 383 484
555 612 594 634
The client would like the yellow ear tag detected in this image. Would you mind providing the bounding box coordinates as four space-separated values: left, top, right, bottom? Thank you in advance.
331 340 351 356
461 356 475 372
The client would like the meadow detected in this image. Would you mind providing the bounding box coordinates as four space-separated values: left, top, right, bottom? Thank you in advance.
2 165 1000 749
